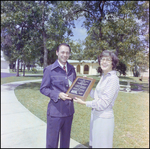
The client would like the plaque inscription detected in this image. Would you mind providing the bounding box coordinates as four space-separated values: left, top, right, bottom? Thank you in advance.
66 76 96 101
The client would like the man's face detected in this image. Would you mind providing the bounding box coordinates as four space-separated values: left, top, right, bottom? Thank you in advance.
56 45 70 65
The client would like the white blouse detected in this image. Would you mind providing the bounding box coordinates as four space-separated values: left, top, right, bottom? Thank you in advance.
86 70 120 118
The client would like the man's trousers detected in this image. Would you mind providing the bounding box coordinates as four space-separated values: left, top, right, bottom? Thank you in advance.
46 114 73 148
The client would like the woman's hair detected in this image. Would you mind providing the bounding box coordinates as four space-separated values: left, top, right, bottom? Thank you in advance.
98 50 119 74
57 43 71 52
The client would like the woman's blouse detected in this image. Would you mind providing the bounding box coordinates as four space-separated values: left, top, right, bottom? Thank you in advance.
86 70 119 118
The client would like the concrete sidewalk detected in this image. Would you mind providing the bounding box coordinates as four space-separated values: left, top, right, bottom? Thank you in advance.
1 80 87 148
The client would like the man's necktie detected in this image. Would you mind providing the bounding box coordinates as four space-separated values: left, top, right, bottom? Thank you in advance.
63 66 66 72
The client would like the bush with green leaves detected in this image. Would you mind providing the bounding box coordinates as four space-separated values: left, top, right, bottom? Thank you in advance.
31 68 37 73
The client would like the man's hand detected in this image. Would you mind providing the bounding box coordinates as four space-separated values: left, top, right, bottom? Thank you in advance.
59 92 72 100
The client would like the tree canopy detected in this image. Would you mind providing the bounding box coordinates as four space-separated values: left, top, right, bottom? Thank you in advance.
73 1 149 57
1 1 149 76
73 1 149 74
1 1 77 75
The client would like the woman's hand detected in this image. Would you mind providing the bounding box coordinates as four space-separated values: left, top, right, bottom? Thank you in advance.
73 97 86 105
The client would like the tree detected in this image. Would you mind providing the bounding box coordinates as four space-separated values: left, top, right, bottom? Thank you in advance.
1 2 37 75
43 1 76 65
72 1 149 74
116 60 127 76
69 39 85 61
131 50 149 77
1 28 16 65
1 1 77 75
28 1 77 67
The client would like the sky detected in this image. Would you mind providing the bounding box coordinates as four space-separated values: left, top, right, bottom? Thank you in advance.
70 17 87 41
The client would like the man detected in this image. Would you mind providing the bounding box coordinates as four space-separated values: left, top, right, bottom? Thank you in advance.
40 43 76 148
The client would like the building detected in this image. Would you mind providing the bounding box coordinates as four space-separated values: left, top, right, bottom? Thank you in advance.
68 59 136 76
68 59 99 75
1 51 9 73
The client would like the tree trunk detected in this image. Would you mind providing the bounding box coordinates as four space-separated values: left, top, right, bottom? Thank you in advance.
43 31 48 69
13 61 16 72
15 61 16 72
20 62 22 72
115 47 119 56
16 59 19 77
23 63 26 76
42 1 47 69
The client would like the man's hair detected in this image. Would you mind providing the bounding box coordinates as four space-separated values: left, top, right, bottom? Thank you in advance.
98 50 119 70
57 43 71 52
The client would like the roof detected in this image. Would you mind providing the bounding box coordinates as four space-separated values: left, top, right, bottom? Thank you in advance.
68 59 98 63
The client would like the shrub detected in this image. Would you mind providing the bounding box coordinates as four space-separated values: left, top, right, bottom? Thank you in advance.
31 68 37 73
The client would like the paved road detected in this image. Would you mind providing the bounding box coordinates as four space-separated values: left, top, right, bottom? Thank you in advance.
1 72 17 78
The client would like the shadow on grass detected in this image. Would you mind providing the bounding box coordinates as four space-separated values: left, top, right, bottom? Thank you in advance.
74 143 88 148
82 142 90 148
73 142 90 148
118 76 134 80
16 82 41 90
22 76 43 77
119 81 149 92
1 83 21 91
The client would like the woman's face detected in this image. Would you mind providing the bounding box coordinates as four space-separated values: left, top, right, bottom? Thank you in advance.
100 56 113 74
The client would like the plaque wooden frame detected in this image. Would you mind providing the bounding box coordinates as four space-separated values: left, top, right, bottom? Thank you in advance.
66 76 96 101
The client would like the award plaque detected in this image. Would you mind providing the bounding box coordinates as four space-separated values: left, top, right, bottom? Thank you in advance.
66 76 96 101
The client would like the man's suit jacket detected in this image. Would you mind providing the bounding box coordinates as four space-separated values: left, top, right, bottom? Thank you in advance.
40 59 76 117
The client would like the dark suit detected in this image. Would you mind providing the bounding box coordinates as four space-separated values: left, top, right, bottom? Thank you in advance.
40 59 76 148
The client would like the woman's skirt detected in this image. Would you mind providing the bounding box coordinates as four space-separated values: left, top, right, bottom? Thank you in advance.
89 112 114 148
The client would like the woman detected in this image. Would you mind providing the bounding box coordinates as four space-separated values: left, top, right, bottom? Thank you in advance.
74 50 119 148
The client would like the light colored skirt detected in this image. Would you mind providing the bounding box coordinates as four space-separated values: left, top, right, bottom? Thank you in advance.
89 112 114 148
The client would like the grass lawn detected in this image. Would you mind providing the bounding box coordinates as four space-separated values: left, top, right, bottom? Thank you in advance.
1 75 149 148
9 69 43 75
1 76 43 85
